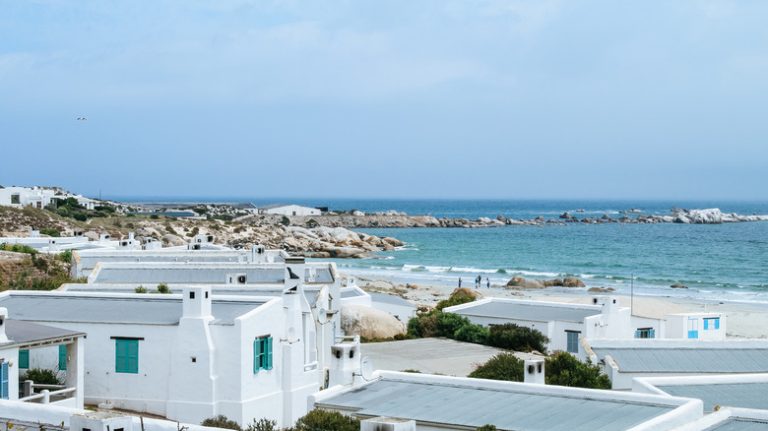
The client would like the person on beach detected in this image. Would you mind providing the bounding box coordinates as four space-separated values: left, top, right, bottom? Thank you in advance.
475 275 481 288
458 277 462 288
486 277 490 288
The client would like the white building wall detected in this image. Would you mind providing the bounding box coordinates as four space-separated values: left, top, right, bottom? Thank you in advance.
0 345 20 401
263 205 321 217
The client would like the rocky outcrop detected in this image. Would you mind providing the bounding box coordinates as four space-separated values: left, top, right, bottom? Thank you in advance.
670 283 688 289
341 304 406 339
506 276 586 289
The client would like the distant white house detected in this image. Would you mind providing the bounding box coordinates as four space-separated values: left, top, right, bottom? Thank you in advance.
259 204 322 217
444 296 727 358
585 339 768 390
0 259 327 427
0 186 98 210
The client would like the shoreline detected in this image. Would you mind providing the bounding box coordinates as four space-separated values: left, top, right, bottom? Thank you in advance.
347 273 768 339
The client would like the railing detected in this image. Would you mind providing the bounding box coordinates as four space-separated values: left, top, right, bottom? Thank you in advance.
19 380 76 404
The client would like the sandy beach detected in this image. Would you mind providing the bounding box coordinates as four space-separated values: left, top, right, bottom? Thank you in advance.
352 275 768 339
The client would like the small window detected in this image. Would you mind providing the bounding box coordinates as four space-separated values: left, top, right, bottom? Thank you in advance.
205 291 209 299
189 291 195 299
635 328 656 339
10 194 20 204
253 336 273 373
115 338 139 374
565 331 580 354
704 317 720 330
19 349 30 369
59 345 68 370
0 361 9 399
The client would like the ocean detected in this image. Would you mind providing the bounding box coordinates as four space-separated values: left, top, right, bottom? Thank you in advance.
118 197 768 302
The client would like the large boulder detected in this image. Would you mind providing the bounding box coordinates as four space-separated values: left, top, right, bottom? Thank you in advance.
341 305 406 339
506 276 545 289
562 277 586 287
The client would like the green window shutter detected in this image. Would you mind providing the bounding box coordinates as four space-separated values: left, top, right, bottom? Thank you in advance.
115 339 139 374
266 337 273 370
58 345 67 371
253 338 262 373
19 349 30 369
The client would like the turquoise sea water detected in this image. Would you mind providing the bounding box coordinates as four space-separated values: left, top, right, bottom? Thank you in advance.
120 197 768 301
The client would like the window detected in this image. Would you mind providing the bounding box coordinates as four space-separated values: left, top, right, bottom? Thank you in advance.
704 317 720 330
253 336 273 373
115 338 139 374
687 318 699 339
0 361 8 399
10 194 20 204
635 328 656 339
19 349 29 369
565 330 580 354
59 345 68 371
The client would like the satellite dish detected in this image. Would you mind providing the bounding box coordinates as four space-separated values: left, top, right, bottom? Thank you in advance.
361 356 374 381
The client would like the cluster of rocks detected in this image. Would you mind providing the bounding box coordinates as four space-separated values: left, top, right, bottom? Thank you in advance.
505 276 586 289
557 208 768 225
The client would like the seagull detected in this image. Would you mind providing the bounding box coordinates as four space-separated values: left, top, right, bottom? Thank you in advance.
76 116 87 121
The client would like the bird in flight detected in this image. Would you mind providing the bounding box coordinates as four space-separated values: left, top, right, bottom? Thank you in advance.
76 116 87 121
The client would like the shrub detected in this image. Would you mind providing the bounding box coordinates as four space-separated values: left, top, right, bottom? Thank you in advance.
150 214 160 219
134 286 148 293
477 426 498 431
280 216 290 226
1 243 38 255
244 418 277 431
156 283 171 294
486 323 548 353
40 228 60 237
435 288 477 310
544 351 611 389
292 409 360 431
201 415 240 430
305 219 319 228
57 250 72 263
453 323 489 344
468 353 524 382
21 368 63 385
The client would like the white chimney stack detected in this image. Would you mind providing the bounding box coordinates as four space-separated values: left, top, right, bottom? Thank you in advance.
524 358 545 385
182 286 212 320
0 307 8 343
360 417 416 431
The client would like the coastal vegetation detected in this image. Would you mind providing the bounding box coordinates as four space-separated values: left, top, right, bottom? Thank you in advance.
468 352 612 390
202 410 359 431
0 247 78 291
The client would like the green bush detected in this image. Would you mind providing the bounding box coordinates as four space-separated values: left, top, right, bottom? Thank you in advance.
57 250 72 264
0 243 38 255
280 216 290 226
292 409 360 431
21 368 63 385
40 228 60 237
435 288 477 310
156 283 171 294
453 323 489 344
468 353 524 382
486 323 549 353
201 415 240 430
134 286 148 293
477 426 498 431
244 418 277 431
545 351 611 389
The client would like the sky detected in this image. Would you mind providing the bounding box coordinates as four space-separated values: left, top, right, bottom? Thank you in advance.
1 0 767 200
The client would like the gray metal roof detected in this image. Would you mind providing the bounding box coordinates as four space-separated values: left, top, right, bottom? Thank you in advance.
704 418 768 431
657 383 768 412
450 300 601 323
316 378 677 431
0 294 267 326
369 292 416 308
592 347 768 373
1 320 84 347
90 263 334 284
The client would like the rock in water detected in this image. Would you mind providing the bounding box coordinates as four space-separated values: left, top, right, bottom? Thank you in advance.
506 276 545 289
341 305 406 339
670 283 689 289
562 277 586 287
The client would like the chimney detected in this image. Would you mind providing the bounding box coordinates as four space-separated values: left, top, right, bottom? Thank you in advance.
0 307 8 343
128 232 135 241
250 244 266 263
330 336 361 386
524 358 545 384
593 296 619 315
182 286 212 320
360 417 416 431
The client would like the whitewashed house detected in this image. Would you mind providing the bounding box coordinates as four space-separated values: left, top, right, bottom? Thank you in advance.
585 339 768 390
0 258 329 427
0 186 56 209
311 370 704 431
0 307 86 408
259 204 322 217
444 297 726 357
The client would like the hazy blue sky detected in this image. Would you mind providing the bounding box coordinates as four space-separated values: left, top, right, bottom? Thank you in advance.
1 1 767 200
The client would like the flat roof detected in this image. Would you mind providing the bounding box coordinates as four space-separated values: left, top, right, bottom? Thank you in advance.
0 293 268 326
448 298 602 323
89 262 334 284
369 292 415 308
657 383 768 412
1 320 84 348
704 418 768 431
316 374 682 431
591 341 768 374
361 338 512 376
